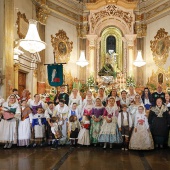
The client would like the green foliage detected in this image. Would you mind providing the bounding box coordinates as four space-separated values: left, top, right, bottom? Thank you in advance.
147 83 156 91
80 83 88 93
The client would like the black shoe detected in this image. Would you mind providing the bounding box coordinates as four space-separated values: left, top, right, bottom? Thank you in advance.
40 141 47 147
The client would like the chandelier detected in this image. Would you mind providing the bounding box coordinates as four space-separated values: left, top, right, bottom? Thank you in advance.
76 51 89 67
19 19 46 53
133 50 146 67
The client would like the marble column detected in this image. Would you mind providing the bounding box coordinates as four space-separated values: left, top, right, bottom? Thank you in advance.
124 34 137 77
86 34 98 78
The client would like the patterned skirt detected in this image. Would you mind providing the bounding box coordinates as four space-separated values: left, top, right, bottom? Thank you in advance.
129 124 154 150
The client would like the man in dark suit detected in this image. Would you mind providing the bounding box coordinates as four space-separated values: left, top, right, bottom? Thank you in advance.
152 85 165 106
53 85 69 106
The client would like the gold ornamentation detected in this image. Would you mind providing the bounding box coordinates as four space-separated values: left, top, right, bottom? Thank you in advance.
135 24 147 38
16 12 29 39
90 5 133 32
150 28 170 66
36 5 50 25
63 69 73 90
51 30 73 63
76 23 89 38
147 67 170 91
105 0 118 4
14 63 20 71
33 69 38 78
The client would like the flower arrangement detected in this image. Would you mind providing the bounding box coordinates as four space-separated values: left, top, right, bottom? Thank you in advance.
126 76 136 87
87 75 95 87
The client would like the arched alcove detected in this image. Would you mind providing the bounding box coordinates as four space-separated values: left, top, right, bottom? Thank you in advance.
100 26 123 71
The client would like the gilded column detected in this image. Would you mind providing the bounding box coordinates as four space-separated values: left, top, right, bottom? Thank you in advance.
124 34 137 77
86 34 98 78
3 0 15 98
96 37 101 79
14 63 20 89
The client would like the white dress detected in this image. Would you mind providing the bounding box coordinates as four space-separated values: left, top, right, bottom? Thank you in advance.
128 103 143 126
129 113 154 150
0 102 21 144
69 95 83 112
32 114 46 138
78 120 90 145
18 106 32 146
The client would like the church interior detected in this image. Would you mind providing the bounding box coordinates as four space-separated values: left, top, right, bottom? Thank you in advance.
0 0 170 98
0 0 170 169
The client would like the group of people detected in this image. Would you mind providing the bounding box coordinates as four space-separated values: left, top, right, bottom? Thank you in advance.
0 85 169 151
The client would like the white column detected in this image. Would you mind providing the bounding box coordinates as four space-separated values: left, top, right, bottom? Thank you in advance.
86 34 98 78
124 34 137 77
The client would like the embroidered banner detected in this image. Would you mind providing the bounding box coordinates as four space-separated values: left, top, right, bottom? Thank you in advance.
47 64 63 86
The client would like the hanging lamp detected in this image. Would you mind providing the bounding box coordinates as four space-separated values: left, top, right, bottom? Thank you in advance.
76 51 89 67
133 50 146 67
19 19 46 53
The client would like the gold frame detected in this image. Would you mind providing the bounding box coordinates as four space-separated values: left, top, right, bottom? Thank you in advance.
100 27 123 71
51 30 73 63
16 12 29 39
150 28 170 66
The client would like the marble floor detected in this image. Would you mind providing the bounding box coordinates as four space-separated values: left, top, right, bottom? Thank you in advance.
0 145 169 170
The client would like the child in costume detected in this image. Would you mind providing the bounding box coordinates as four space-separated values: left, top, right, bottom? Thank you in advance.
118 104 132 150
68 115 80 146
129 106 154 150
50 117 63 150
31 108 46 147
78 115 90 146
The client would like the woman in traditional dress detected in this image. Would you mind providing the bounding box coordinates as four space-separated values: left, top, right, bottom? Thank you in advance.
128 94 144 126
44 102 56 145
149 98 170 148
129 106 154 150
120 90 130 109
127 86 136 103
98 97 122 149
19 89 30 103
96 87 107 107
29 94 46 115
0 94 21 149
54 99 69 145
107 88 120 108
141 87 153 110
164 93 170 110
82 98 94 117
90 98 104 146
82 91 95 107
69 88 82 112
18 100 32 147
164 93 170 147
